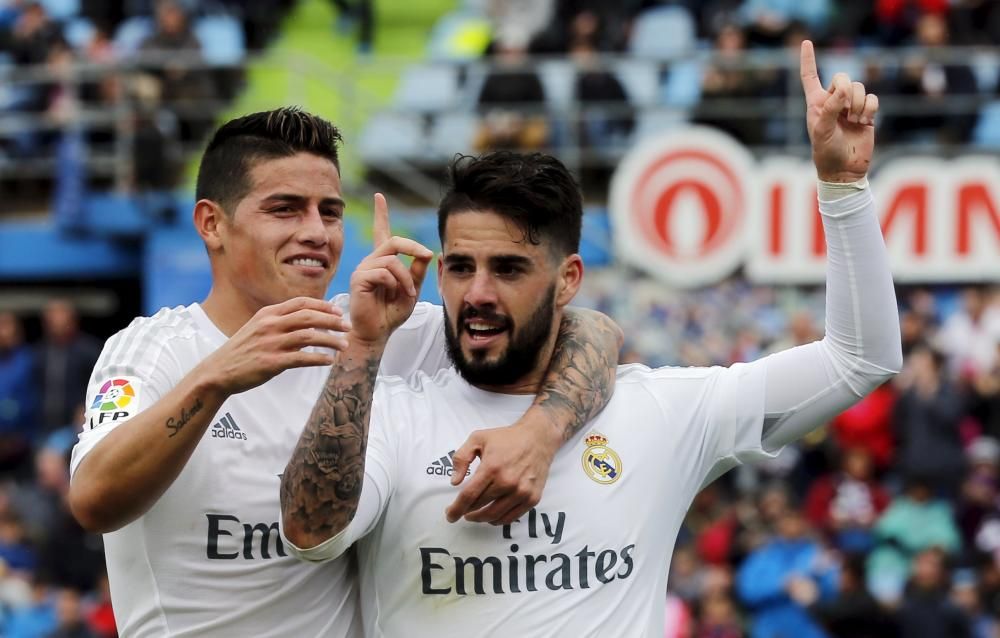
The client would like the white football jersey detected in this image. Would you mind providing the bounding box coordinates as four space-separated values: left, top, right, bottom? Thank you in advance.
70 297 449 638
306 363 774 638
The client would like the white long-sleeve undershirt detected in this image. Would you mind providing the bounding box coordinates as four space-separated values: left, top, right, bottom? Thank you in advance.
757 182 902 452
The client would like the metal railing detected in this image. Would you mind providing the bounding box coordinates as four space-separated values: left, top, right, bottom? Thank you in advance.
2 45 999 209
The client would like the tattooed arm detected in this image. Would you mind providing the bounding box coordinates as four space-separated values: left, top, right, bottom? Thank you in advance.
281 195 434 550
280 342 382 548
444 307 623 525
535 308 623 440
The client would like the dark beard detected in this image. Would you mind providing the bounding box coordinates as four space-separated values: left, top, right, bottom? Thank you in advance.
443 284 556 388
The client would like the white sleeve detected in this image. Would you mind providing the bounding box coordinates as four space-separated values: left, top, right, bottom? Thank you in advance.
757 184 902 451
699 184 902 485
69 327 180 479
334 293 451 378
281 384 397 563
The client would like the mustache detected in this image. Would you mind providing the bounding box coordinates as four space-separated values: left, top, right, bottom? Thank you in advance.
458 305 512 330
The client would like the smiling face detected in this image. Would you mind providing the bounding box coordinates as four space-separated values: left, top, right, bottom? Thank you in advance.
211 152 345 311
438 210 582 391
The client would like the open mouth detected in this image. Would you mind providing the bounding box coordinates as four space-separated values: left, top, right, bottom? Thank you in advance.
463 318 509 343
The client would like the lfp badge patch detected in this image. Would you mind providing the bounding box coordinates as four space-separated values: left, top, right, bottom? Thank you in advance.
88 377 140 429
582 432 622 485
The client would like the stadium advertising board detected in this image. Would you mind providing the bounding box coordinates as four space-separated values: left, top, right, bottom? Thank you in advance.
610 127 1000 288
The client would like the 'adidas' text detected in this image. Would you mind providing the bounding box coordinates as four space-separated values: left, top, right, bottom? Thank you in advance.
426 450 470 477
211 413 247 441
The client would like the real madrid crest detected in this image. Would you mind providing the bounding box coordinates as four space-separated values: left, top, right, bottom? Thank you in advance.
582 432 622 485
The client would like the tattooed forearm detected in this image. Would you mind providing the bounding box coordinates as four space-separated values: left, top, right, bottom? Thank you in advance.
280 347 382 547
165 398 204 438
534 308 623 442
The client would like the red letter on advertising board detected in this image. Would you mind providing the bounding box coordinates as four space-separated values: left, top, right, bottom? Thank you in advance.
957 183 1000 256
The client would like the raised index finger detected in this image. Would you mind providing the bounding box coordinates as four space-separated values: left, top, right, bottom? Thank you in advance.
800 39 822 97
373 193 390 247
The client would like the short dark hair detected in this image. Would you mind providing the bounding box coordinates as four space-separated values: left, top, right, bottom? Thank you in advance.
195 107 343 214
437 152 583 258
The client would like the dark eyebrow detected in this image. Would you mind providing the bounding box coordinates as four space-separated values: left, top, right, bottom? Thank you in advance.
442 253 473 265
490 255 533 269
261 193 346 208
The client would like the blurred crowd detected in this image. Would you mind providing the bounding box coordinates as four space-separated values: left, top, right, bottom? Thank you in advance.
0 300 109 637
2 279 999 638
579 273 1000 638
464 0 1000 157
0 0 287 199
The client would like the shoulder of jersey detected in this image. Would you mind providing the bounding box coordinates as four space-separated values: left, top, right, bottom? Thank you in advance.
97 305 199 362
615 362 721 384
394 300 438 331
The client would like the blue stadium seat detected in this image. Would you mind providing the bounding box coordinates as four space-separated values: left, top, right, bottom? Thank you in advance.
973 100 1000 148
113 16 154 55
39 0 80 22
194 14 246 66
427 112 478 159
628 6 696 61
971 52 999 94
394 64 460 113
538 60 574 109
615 59 659 107
662 59 703 108
358 113 425 162
633 109 687 140
64 16 96 51
818 54 863 91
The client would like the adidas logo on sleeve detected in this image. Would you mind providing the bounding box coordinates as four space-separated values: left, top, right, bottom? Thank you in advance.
425 450 470 477
210 413 247 441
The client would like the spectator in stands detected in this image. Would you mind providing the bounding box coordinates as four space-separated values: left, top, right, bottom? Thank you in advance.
139 0 216 141
84 574 114 638
36 299 99 432
740 0 830 47
970 343 1000 440
4 576 57 638
31 445 104 592
485 0 555 52
794 553 897 638
0 514 36 575
47 588 95 638
693 24 769 146
330 0 374 53
950 0 1000 46
867 477 962 604
830 383 896 470
569 14 633 149
896 547 972 638
5 2 59 66
937 287 1000 383
893 343 967 496
951 568 997 638
694 591 744 638
474 33 549 151
879 13 979 145
736 509 838 638
875 0 950 46
805 447 890 553
663 593 694 638
0 312 34 472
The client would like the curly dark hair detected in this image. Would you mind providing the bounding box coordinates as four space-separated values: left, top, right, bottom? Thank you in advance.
437 151 583 259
